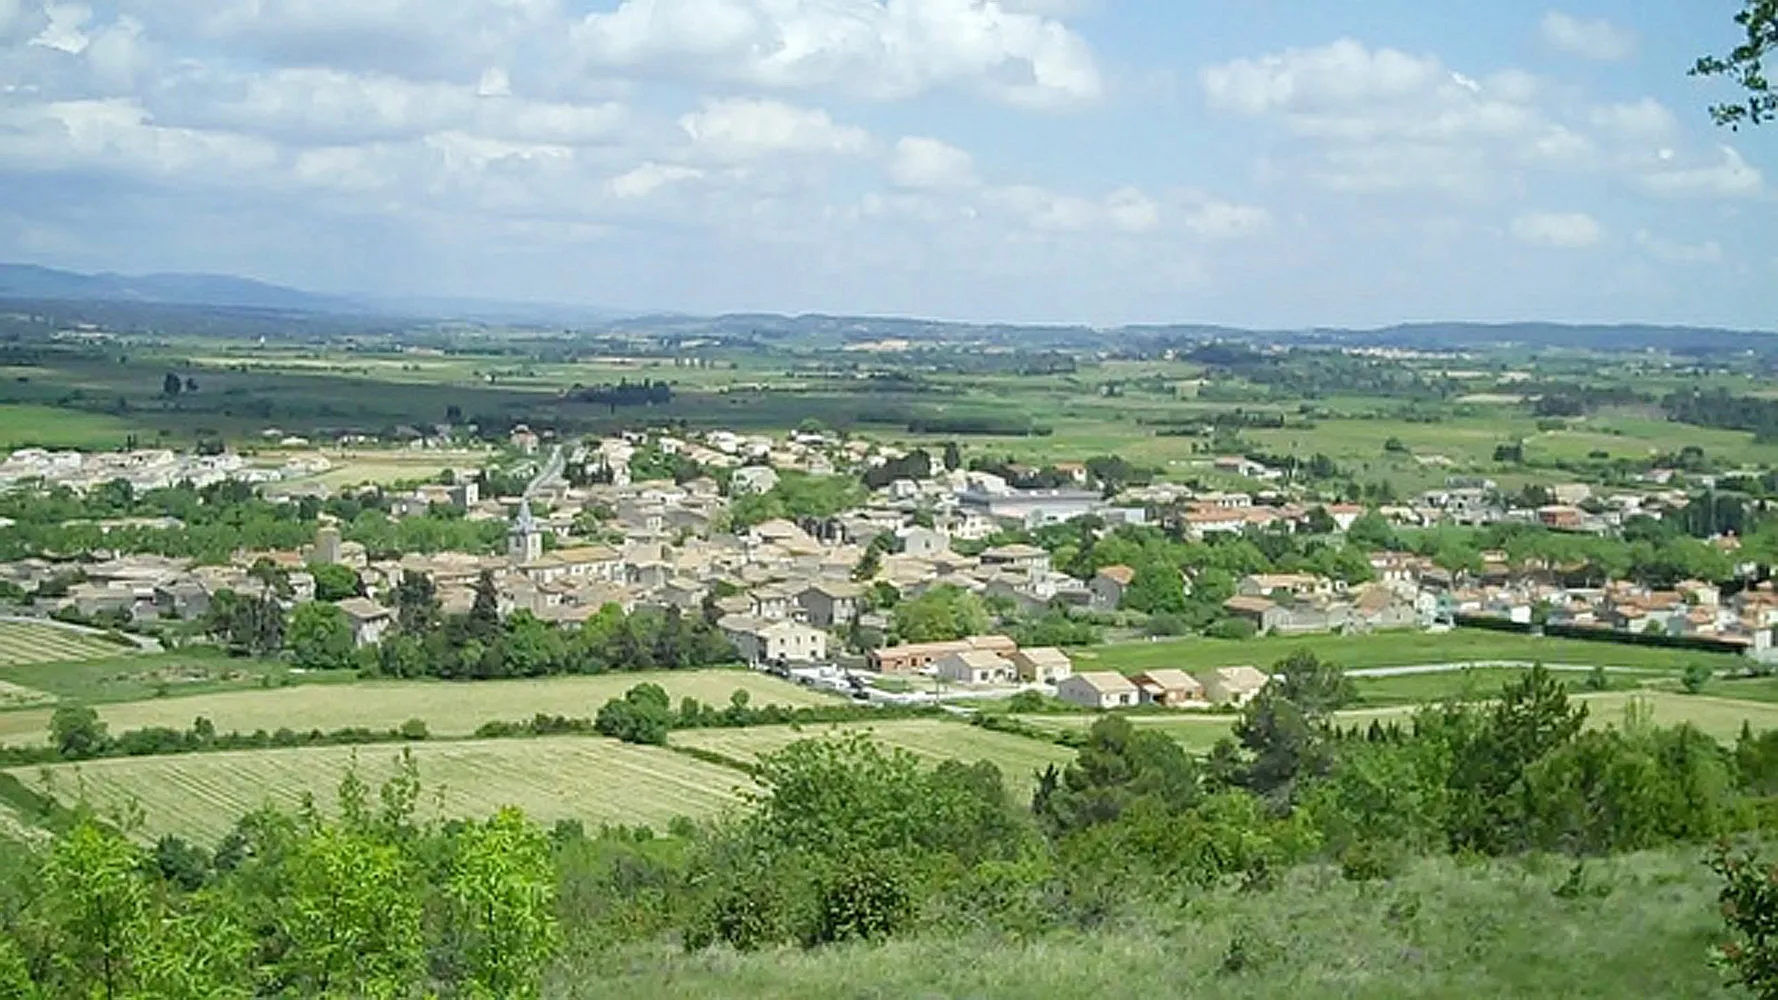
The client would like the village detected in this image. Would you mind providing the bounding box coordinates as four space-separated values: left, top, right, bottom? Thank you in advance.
0 421 1770 714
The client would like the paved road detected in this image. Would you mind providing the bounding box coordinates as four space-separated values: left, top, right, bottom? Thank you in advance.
523 445 566 500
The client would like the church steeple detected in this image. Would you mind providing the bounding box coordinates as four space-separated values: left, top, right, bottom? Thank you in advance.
508 500 543 564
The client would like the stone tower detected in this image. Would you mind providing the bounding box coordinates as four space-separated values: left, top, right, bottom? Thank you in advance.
314 525 342 565
508 500 543 564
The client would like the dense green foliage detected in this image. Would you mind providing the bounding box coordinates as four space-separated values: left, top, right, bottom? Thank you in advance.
0 758 559 999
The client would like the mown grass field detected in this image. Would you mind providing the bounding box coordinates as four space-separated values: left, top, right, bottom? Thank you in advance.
1081 630 1737 676
1019 688 1778 752
10 737 753 844
0 621 136 667
555 845 1738 1000
671 719 1077 795
0 670 840 746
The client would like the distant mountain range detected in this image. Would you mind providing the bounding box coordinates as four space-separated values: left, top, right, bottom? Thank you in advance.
0 262 1770 354
0 263 626 324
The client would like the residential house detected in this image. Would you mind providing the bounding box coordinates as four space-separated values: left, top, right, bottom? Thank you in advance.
1089 565 1135 611
336 597 394 647
1327 504 1366 532
1223 595 1285 633
720 616 828 665
798 581 865 628
1200 665 1270 706
934 649 1018 685
1010 646 1073 683
152 579 211 620
1237 574 1333 599
749 582 801 621
731 466 781 496
1057 671 1140 710
897 526 951 558
868 635 1017 674
980 543 1052 576
1131 669 1206 708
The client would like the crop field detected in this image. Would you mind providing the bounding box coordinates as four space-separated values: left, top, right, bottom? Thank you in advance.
0 404 137 450
10 737 753 844
0 621 136 667
1081 629 1737 676
672 719 1077 795
1350 665 1651 707
0 670 838 746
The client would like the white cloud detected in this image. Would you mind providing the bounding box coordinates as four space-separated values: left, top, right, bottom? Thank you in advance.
1634 230 1723 265
1540 11 1635 62
609 161 704 199
1183 200 1271 239
33 2 90 53
573 0 1104 110
1105 187 1159 233
679 97 871 161
1201 40 1558 193
1638 146 1764 199
1510 211 1601 249
888 136 976 190
1588 98 1676 143
153 68 628 146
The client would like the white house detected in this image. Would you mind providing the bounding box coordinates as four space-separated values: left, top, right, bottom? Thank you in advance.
1057 671 1140 710
934 649 1017 685
720 616 828 665
731 466 781 496
336 597 393 648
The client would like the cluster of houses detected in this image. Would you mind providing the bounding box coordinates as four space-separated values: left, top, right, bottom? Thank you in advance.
3 427 1773 679
1059 666 1271 711
0 448 323 493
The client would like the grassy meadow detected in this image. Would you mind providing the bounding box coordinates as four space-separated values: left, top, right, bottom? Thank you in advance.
554 845 1738 1000
1080 630 1739 676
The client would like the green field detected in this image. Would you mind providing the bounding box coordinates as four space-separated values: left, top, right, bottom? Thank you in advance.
0 404 137 450
1350 665 1650 707
10 737 752 844
0 648 340 708
0 670 840 746
1081 630 1738 676
671 719 1077 795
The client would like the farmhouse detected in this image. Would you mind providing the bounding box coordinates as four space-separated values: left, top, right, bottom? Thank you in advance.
934 649 1017 685
1057 671 1140 710
1130 669 1205 707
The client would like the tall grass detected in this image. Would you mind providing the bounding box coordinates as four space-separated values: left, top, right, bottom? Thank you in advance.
548 845 1737 999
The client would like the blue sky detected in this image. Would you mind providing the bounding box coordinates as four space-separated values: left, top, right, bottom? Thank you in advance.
0 0 1772 328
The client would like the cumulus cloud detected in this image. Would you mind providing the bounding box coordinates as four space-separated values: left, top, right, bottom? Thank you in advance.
888 136 976 189
608 161 704 199
573 0 1104 110
1510 211 1601 249
1638 146 1764 199
679 97 871 161
1540 11 1635 62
